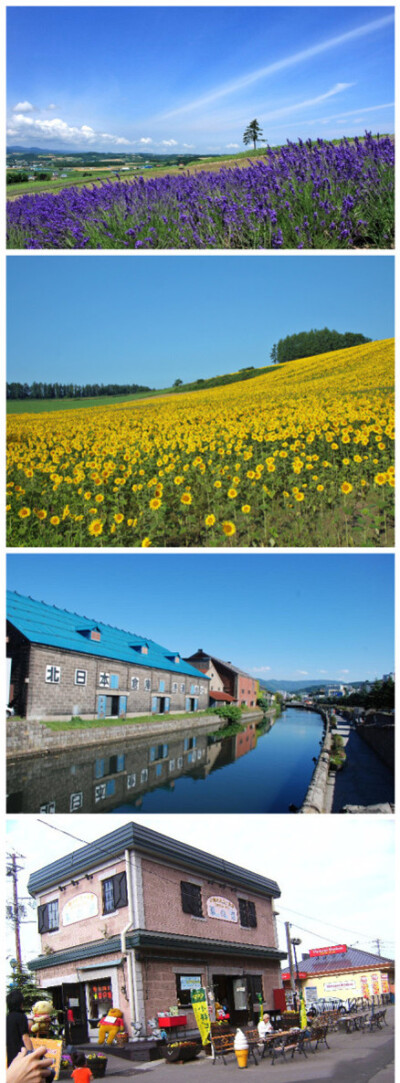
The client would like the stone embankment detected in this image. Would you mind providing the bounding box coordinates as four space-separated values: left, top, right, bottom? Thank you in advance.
355 713 394 772
7 709 263 760
299 709 332 813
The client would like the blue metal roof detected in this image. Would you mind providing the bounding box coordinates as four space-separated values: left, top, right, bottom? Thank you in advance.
7 591 210 680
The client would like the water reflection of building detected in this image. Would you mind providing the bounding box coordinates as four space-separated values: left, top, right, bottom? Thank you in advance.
7 591 209 721
28 822 286 1043
7 726 212 814
7 724 261 814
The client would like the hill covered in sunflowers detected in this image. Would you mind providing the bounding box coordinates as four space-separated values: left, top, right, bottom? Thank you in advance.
7 339 394 548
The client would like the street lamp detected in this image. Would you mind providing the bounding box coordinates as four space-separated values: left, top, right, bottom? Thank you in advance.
291 938 302 1010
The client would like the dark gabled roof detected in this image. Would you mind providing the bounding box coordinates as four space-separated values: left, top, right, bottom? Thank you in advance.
29 929 286 971
28 821 281 899
185 650 254 682
282 946 393 977
7 591 209 681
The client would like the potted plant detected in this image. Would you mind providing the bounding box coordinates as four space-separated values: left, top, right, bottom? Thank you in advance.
86 1053 108 1078
165 1041 200 1063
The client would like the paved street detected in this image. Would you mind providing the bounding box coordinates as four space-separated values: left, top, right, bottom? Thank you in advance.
95 1007 394 1083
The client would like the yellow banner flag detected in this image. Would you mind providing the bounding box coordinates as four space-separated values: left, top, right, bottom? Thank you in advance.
191 988 211 1045
299 994 308 1030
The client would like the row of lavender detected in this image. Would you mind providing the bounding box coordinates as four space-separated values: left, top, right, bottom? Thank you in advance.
7 134 394 250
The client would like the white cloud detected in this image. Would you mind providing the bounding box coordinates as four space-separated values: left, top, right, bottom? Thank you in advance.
139 137 153 144
182 143 195 148
161 139 178 146
319 670 327 675
226 142 240 148
13 100 34 112
296 670 309 676
158 14 393 119
48 104 57 110
252 665 271 673
6 112 130 146
340 669 350 675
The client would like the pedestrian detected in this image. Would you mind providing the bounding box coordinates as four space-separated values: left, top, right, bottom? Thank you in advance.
71 1052 93 1083
7 990 34 1067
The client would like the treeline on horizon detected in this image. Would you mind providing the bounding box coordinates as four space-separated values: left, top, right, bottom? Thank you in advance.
270 327 372 364
6 381 153 401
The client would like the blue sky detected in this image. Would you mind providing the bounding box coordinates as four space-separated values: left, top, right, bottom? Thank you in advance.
7 554 394 681
7 256 393 386
7 7 394 152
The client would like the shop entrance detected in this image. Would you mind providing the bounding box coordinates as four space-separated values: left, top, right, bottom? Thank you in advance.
213 974 263 1027
51 983 88 1044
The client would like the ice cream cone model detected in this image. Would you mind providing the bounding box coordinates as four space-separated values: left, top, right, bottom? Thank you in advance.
234 1029 249 1068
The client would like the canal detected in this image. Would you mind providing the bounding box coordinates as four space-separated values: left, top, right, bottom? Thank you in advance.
7 706 324 814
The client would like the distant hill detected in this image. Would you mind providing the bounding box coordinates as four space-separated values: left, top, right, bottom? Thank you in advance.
260 678 349 693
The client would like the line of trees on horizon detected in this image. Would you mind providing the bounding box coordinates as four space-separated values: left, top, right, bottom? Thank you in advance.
270 327 372 365
7 381 153 401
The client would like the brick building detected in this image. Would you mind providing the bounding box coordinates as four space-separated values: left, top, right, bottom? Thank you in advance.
27 822 285 1043
6 592 209 721
184 649 258 708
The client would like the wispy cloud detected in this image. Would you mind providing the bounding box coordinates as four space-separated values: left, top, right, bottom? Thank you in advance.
259 83 353 123
266 100 394 133
252 665 271 673
296 670 309 676
158 14 393 120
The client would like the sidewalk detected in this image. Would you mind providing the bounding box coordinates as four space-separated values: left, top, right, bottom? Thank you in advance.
326 718 394 812
98 1007 394 1083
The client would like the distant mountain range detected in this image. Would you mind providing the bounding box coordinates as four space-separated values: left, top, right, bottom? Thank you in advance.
259 678 359 693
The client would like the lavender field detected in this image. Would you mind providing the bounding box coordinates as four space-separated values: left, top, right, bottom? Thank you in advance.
7 134 394 250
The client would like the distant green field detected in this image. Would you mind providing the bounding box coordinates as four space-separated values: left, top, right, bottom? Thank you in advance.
7 363 278 414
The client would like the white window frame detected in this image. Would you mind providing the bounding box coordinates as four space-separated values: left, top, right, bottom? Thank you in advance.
131 676 139 691
99 672 110 688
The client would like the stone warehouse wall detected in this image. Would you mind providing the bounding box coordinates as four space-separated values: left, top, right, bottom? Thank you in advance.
17 642 209 719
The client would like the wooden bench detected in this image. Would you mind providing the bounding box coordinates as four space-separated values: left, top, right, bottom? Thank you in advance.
270 1031 302 1064
363 1010 387 1032
210 1032 236 1064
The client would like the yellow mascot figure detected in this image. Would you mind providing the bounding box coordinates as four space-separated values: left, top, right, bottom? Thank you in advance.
98 1007 125 1045
30 1001 55 1038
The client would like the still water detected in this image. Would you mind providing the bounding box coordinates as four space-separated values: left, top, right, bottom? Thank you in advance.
7 707 324 814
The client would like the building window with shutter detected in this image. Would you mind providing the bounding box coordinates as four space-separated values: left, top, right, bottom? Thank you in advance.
38 899 59 933
102 872 128 914
180 881 203 917
238 898 257 928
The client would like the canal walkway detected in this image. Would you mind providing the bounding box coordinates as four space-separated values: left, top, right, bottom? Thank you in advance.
326 717 394 812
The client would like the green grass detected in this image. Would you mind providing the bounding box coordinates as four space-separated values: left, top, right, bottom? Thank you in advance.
42 709 216 731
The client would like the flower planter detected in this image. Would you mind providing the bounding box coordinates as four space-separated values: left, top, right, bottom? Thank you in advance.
165 1042 199 1063
87 1057 108 1078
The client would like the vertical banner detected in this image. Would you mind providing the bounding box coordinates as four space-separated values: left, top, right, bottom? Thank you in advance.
191 988 211 1045
299 993 308 1030
360 975 370 999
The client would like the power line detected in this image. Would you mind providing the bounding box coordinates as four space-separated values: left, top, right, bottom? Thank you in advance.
36 818 89 845
277 902 392 942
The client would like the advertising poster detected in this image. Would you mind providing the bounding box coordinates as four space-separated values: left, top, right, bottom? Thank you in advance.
191 988 211 1045
31 1038 63 1081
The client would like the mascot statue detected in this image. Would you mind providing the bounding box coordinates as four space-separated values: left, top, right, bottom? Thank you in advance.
30 1000 56 1038
98 1007 125 1045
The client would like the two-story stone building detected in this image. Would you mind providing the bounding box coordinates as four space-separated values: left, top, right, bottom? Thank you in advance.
6 592 209 721
27 822 286 1043
185 650 258 709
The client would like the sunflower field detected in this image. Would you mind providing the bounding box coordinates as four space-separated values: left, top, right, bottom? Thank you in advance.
7 339 394 548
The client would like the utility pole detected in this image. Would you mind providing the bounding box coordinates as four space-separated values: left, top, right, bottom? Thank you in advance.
8 852 23 970
285 922 296 1006
373 939 382 957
